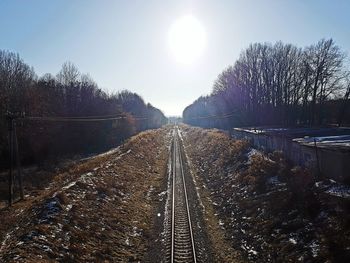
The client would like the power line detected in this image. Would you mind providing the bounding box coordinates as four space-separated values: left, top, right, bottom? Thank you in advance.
4 112 151 206
50 113 126 119
185 111 238 120
12 114 149 122
23 116 126 122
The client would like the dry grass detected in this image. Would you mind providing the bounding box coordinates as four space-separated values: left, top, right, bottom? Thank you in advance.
180 125 248 263
180 124 350 262
0 127 172 262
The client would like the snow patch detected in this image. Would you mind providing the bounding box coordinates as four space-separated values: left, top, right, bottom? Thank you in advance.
246 148 263 164
315 180 350 199
62 181 76 190
289 238 297 245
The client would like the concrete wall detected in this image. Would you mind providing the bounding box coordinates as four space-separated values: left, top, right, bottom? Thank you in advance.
231 129 350 182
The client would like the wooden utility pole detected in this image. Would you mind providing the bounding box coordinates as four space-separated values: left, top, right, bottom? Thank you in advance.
7 116 14 206
14 123 24 200
6 112 25 206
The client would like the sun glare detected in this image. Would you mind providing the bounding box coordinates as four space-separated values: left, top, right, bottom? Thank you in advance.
168 15 206 64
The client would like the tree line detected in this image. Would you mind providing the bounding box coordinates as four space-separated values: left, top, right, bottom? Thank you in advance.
183 39 350 129
0 50 166 167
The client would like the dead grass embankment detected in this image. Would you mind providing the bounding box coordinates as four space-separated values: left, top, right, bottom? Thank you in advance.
0 127 172 262
180 124 350 262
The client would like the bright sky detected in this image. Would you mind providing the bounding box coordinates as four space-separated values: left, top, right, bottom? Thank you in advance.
0 0 349 116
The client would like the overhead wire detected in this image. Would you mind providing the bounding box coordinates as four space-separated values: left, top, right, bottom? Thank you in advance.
14 114 149 122
184 111 238 120
11 111 238 123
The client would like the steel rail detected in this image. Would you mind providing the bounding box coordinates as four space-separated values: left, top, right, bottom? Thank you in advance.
171 132 176 263
177 130 197 263
170 127 197 263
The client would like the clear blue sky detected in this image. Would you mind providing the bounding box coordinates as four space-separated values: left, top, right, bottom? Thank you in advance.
1 0 349 116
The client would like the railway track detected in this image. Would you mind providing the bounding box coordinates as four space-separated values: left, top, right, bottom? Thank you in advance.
167 127 197 263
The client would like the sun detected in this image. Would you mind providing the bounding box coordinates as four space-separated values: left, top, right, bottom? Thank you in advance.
168 15 206 64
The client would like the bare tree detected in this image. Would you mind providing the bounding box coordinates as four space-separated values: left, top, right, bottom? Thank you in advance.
0 51 166 168
338 73 350 126
0 50 36 113
183 39 349 129
56 61 80 86
305 39 345 125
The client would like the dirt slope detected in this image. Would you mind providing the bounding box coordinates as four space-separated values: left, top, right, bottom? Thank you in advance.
0 127 172 262
179 125 350 263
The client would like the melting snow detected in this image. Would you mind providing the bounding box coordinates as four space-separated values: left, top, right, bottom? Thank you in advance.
0 232 13 253
62 181 77 190
248 249 258 255
38 197 62 224
315 180 350 198
289 238 297 245
131 226 142 237
246 148 263 164
310 241 320 257
325 185 350 198
65 204 73 211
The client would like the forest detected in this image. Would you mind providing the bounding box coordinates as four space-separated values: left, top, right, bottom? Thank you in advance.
183 39 350 129
0 50 167 168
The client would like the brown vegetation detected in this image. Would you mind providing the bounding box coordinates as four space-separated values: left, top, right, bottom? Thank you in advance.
180 124 350 262
0 127 172 262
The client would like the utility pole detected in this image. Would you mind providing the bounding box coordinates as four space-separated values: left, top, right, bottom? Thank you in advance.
6 112 24 206
7 114 14 206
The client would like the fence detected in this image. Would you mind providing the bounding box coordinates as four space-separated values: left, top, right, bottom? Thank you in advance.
231 128 350 182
